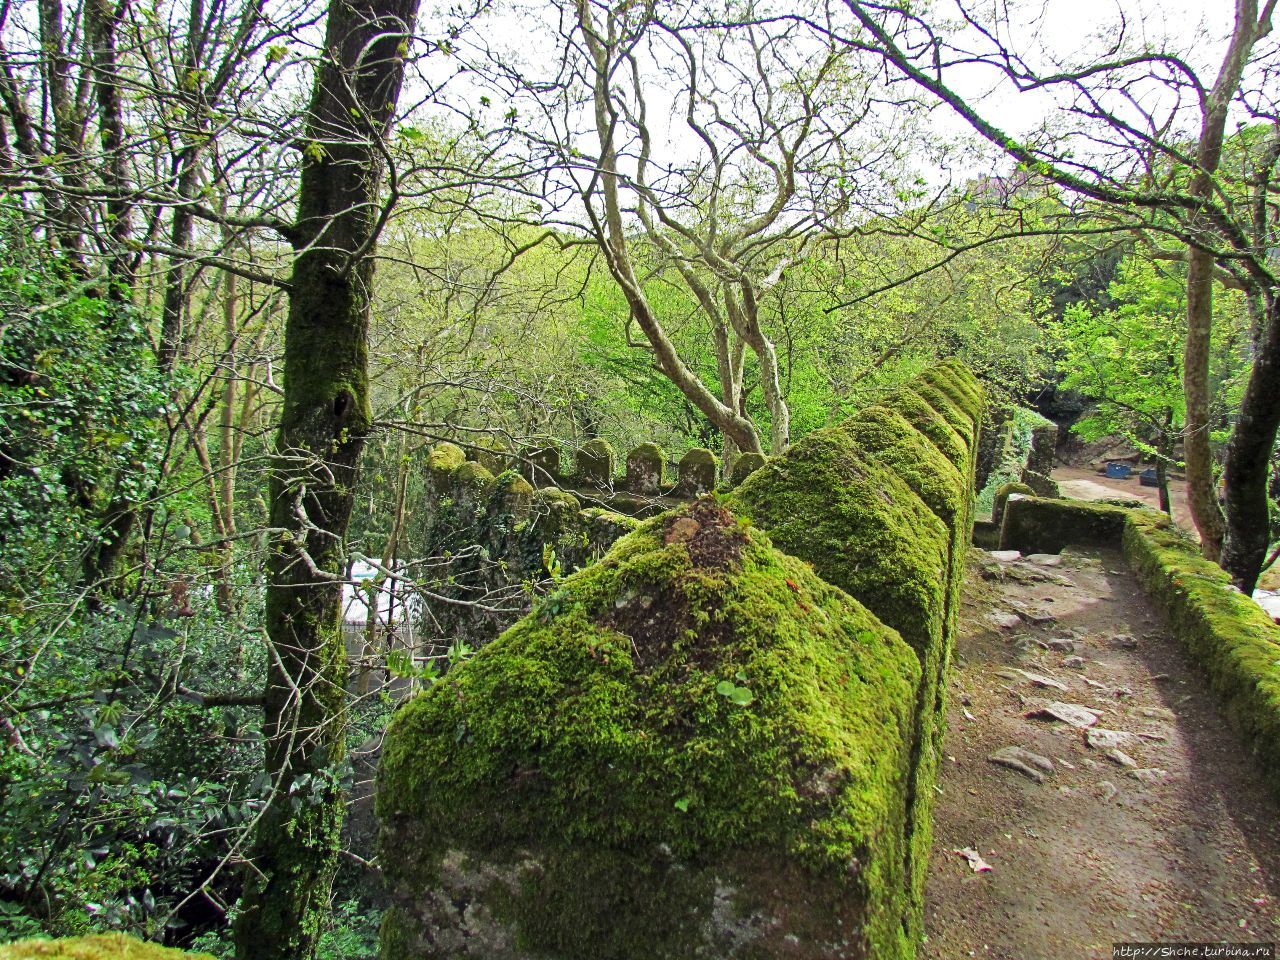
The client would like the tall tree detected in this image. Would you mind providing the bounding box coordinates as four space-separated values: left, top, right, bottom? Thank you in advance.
473 0 920 462
231 0 420 955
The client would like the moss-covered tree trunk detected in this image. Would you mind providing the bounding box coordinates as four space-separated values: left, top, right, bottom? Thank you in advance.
232 0 417 954
1221 292 1280 592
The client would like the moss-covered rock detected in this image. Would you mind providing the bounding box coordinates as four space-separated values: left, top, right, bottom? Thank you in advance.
624 442 664 494
452 460 496 499
378 498 922 960
916 362 983 423
843 406 965 527
426 442 466 482
576 439 615 487
909 382 976 451
975 405 1014 493
992 481 1035 525
0 936 210 960
999 495 1128 554
972 519 1001 549
491 471 534 522
1020 421 1060 497
676 447 717 496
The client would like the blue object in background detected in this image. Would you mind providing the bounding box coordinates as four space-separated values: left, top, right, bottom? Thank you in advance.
1139 467 1158 488
1105 462 1132 479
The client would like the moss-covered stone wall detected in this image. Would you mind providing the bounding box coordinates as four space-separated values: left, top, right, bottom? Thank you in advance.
976 407 1059 518
0 935 209 960
726 359 983 946
407 442 767 649
378 363 983 959
1123 513 1280 795
997 494 1280 797
999 494 1129 553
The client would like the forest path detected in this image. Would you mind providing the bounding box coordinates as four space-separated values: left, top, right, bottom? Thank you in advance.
922 548 1280 959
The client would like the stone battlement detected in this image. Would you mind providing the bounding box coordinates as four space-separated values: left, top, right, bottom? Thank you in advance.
378 361 985 960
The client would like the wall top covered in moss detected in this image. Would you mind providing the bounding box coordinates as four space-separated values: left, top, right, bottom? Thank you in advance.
0 935 210 960
379 497 922 958
428 438 759 523
379 361 986 960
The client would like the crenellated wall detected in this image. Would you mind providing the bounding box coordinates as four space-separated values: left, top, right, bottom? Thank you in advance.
406 441 765 649
377 362 983 960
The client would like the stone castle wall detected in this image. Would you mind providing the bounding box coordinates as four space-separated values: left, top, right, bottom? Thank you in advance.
405 442 766 650
377 362 984 960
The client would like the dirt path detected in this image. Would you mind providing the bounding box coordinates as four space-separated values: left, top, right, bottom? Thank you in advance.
923 547 1280 959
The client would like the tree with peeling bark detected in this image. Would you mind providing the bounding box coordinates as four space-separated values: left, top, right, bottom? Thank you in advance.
833 0 1280 591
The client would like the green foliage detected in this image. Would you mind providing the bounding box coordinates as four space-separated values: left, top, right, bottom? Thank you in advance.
0 208 167 594
189 900 380 960
1 601 268 942
1056 258 1187 457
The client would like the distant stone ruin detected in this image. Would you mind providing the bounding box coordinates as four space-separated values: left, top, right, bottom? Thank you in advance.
406 439 763 650
377 361 983 960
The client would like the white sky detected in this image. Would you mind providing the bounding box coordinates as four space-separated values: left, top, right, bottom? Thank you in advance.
410 0 1257 211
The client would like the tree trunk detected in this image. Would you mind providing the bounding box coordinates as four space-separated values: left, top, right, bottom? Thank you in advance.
1221 293 1280 592
1183 246 1225 557
1182 0 1263 560
1155 409 1174 517
575 0 763 456
732 282 790 454
232 0 418 953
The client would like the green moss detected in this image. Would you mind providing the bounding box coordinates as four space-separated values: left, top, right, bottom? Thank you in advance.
582 507 640 548
843 406 965 527
531 487 583 541
1123 513 1280 796
910 382 976 450
727 426 949 658
992 481 1035 524
452 459 495 495
1000 496 1128 553
916 363 984 422
426 442 466 477
0 936 210 960
882 388 968 467
727 364 982 947
378 499 921 959
491 471 535 521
